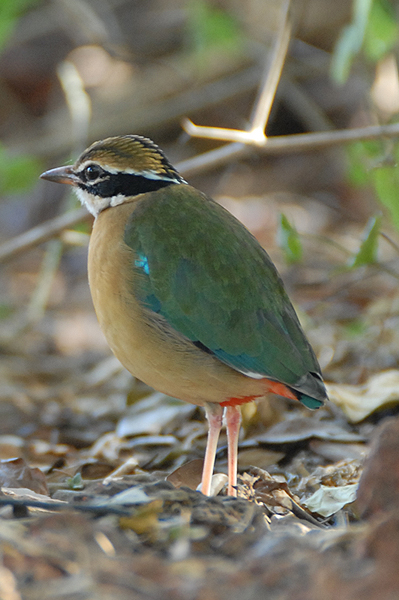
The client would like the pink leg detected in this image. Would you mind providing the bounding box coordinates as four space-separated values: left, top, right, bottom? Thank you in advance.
225 405 242 497
201 403 224 496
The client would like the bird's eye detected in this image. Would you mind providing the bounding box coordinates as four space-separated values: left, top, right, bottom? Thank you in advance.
83 165 102 181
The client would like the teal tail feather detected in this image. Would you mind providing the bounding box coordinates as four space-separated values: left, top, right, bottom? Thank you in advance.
290 371 327 410
297 394 324 409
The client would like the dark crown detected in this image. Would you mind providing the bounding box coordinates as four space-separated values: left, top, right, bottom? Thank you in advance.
73 135 186 198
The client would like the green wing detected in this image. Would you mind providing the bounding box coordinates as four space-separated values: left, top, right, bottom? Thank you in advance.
124 184 322 395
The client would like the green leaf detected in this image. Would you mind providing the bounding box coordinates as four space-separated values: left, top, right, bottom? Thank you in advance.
348 215 381 268
371 165 399 231
0 304 14 320
187 0 243 56
331 0 373 83
343 319 367 338
346 141 399 233
346 140 382 187
0 144 43 194
363 0 398 61
277 214 303 264
67 473 84 490
0 0 41 53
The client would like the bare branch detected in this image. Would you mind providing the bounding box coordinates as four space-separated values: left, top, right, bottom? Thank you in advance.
0 207 89 263
249 0 291 138
57 60 91 153
2 122 399 264
178 121 399 178
182 0 291 146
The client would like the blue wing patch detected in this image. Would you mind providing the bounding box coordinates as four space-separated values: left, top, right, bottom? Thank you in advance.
135 253 150 275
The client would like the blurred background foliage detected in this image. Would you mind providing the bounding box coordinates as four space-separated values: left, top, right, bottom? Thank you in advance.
0 0 398 385
332 0 399 238
0 0 41 52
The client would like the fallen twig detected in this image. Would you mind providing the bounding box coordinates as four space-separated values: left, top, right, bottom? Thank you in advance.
0 207 89 263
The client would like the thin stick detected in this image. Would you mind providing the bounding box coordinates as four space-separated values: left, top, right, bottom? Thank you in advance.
0 207 89 263
19 61 93 324
183 0 291 146
251 0 291 135
26 239 64 323
178 121 399 177
57 60 91 154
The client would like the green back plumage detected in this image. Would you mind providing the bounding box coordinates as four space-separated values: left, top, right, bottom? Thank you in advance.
123 184 324 401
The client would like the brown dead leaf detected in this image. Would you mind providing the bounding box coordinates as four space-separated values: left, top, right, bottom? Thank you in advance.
0 458 48 495
166 459 204 491
167 460 228 496
0 435 24 460
80 460 115 480
242 468 294 512
237 448 285 470
242 468 323 525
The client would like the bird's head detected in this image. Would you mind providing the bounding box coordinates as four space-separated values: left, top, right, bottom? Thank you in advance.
40 135 186 217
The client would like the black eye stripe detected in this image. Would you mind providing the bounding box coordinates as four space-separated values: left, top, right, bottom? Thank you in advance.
77 171 177 197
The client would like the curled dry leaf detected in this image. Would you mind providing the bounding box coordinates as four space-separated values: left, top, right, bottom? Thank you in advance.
241 469 324 526
206 473 229 496
167 459 204 491
327 370 399 423
242 469 295 513
0 457 48 495
167 460 228 496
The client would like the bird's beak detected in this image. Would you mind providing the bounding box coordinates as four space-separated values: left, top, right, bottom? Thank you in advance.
40 165 80 186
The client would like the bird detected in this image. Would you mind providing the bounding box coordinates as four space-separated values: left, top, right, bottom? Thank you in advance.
40 134 328 497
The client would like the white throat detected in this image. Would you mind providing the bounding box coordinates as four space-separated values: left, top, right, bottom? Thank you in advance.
74 187 126 218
